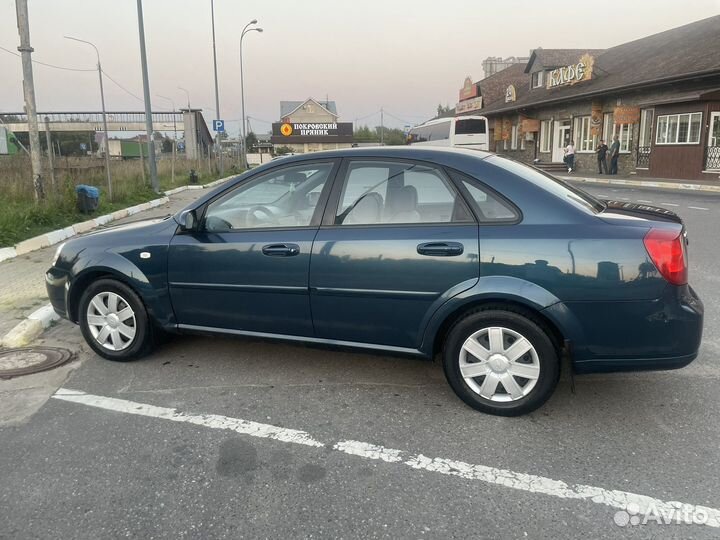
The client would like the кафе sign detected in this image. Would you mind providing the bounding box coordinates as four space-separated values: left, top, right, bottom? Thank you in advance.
546 53 595 89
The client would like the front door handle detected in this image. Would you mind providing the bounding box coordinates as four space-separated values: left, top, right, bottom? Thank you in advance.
262 243 300 257
417 242 464 257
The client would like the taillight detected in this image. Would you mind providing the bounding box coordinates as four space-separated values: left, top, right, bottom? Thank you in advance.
643 228 688 285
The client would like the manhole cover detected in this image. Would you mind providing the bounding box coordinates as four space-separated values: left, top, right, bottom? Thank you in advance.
0 347 74 379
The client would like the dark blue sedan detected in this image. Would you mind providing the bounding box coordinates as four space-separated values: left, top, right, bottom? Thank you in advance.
46 147 703 416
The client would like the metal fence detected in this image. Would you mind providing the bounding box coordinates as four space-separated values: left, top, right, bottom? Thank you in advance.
705 146 720 171
636 146 651 168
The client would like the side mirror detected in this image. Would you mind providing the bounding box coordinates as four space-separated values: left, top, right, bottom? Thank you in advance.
179 209 198 231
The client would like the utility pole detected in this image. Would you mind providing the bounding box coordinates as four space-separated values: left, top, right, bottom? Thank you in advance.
210 0 223 174
380 107 384 145
44 116 55 190
15 0 43 201
136 0 159 192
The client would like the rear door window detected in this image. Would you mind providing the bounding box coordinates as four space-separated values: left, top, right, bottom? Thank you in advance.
336 161 473 225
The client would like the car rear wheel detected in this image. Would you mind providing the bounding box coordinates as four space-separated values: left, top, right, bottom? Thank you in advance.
443 308 560 416
78 278 154 361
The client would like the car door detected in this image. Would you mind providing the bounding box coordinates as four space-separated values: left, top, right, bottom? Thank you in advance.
309 158 480 349
168 159 338 336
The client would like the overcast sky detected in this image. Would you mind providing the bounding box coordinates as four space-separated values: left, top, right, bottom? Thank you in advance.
1 0 719 136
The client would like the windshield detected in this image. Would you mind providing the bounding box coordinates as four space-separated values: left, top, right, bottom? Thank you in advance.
487 155 605 213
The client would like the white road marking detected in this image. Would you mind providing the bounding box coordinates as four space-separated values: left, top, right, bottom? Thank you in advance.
618 197 630 201
660 203 680 207
52 388 324 447
637 199 653 203
688 206 709 211
53 388 720 528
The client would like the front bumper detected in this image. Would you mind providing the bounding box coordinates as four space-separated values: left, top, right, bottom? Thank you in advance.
45 267 71 321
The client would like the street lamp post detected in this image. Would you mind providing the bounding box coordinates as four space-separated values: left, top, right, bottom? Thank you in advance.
240 20 262 169
156 94 177 184
178 86 190 110
64 35 113 199
210 0 223 174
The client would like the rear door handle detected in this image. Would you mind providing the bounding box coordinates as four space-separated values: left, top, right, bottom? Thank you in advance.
262 243 300 257
417 242 464 257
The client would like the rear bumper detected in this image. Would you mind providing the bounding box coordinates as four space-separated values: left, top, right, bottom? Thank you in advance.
550 284 704 374
45 267 71 320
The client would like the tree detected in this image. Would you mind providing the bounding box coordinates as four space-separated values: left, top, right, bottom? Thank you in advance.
161 137 173 153
437 104 452 116
353 125 378 142
245 131 258 152
275 145 293 155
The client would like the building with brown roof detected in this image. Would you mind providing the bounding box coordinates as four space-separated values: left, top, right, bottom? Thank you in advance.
453 16 720 180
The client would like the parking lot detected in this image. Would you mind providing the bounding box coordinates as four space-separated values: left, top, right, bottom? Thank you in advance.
1 183 719 539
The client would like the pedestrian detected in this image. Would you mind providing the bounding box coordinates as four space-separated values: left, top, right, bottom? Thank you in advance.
596 139 608 174
609 135 620 175
564 140 576 173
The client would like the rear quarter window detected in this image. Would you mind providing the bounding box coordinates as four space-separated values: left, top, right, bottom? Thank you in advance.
487 155 604 214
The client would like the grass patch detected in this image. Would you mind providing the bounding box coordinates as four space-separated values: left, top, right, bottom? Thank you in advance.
0 185 159 247
0 157 235 247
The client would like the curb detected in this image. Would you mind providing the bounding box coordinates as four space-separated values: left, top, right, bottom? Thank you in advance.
559 175 720 194
1 304 60 349
0 175 235 264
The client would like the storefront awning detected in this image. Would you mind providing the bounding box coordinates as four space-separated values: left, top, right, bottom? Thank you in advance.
638 87 720 106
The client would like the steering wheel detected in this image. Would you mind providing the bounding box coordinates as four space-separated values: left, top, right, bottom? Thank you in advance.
246 205 278 227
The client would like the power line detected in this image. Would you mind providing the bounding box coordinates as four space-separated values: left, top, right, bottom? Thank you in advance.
0 44 95 72
383 110 423 125
101 70 145 103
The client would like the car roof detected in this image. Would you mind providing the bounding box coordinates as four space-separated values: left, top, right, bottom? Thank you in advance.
274 146 494 163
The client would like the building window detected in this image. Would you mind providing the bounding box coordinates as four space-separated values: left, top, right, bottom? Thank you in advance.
531 71 544 89
604 113 633 153
539 120 551 153
655 112 702 145
573 115 594 152
510 124 518 150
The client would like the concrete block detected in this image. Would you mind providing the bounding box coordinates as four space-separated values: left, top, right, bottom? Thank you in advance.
73 220 97 234
111 209 129 220
1 318 43 348
94 214 113 226
15 235 50 256
0 247 17 263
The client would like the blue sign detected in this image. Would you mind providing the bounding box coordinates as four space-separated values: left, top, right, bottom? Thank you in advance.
80 143 87 151
177 141 185 151
213 119 225 132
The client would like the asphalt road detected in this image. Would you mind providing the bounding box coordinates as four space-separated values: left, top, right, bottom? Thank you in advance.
1 183 719 539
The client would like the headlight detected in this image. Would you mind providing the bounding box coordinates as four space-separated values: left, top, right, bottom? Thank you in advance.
51 242 66 266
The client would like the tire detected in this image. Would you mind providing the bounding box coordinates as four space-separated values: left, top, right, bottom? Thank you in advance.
78 278 154 361
442 307 560 416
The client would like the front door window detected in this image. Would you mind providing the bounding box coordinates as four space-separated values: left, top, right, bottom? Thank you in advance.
204 163 334 231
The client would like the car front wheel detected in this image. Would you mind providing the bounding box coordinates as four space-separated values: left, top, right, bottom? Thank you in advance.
78 278 154 361
443 307 560 416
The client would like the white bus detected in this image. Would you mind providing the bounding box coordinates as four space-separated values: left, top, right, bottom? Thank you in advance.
407 115 489 151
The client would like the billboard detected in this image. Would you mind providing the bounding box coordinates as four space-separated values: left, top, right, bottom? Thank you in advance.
271 122 353 143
